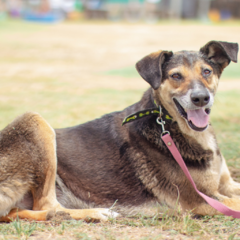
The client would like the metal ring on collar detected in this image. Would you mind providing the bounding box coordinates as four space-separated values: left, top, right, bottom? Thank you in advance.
156 117 170 137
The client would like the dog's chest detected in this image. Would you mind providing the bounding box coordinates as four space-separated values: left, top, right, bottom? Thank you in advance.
128 120 219 197
138 120 214 168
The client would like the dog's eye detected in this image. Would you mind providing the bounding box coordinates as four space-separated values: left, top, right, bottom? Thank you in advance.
203 69 211 75
171 73 181 80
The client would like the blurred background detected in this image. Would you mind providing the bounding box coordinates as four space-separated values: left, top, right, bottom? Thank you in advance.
0 0 239 22
0 0 240 175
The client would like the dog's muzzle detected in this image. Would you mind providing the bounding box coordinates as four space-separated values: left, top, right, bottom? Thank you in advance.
173 86 213 132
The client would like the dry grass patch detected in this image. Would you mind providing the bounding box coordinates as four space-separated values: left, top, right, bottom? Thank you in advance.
1 211 240 239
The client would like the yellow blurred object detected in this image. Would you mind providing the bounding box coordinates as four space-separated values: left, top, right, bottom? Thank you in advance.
67 11 83 20
208 9 221 22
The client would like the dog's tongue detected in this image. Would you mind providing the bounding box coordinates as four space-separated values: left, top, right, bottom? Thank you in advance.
186 108 209 128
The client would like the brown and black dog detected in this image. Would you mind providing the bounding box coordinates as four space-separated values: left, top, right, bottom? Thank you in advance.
0 40 240 222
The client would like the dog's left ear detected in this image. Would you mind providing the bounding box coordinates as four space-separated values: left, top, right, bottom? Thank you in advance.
136 50 173 90
200 41 238 69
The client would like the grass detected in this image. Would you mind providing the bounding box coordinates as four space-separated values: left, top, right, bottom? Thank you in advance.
12 217 37 239
0 20 240 239
0 79 144 128
212 91 240 168
1 211 240 239
0 19 45 35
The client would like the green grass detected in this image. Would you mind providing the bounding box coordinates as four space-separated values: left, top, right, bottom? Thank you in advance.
211 90 240 171
222 62 240 80
0 78 144 129
0 19 45 33
1 211 240 239
105 66 139 78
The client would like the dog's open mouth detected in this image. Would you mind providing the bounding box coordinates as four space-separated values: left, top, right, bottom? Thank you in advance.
173 98 211 132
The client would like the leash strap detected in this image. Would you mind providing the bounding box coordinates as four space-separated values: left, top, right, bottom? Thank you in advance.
162 133 240 218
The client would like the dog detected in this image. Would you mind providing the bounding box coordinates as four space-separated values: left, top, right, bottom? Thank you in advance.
0 40 240 222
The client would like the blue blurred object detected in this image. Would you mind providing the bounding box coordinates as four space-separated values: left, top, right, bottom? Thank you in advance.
22 11 62 22
220 9 231 20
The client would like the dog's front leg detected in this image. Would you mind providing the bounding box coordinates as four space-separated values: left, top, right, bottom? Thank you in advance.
184 195 240 216
154 175 240 216
179 188 240 216
218 155 240 198
177 153 240 215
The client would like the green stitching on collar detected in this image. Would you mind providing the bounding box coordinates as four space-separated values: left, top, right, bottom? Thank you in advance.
122 108 159 126
122 106 172 126
165 115 172 120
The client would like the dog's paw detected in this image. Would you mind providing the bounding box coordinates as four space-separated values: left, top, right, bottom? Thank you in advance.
85 208 119 222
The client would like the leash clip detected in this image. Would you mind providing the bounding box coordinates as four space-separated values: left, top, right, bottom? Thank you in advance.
156 105 170 137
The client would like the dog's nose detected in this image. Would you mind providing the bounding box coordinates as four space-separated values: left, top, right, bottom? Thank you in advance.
191 89 210 107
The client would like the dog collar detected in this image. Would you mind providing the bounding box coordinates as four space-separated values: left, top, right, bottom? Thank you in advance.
122 106 172 126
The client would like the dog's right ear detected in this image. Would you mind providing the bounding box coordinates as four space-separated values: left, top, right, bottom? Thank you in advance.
136 51 173 90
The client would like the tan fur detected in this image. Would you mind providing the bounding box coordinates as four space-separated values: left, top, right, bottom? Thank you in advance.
0 112 117 222
148 50 163 59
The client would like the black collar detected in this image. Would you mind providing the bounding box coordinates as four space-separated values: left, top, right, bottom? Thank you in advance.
122 105 173 126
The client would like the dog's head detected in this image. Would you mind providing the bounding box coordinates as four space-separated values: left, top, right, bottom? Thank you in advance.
136 41 238 133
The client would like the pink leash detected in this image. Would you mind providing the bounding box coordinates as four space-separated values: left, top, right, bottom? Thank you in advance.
162 133 240 218
155 112 240 218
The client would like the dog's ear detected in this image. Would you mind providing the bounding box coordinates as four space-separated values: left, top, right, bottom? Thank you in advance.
136 51 173 90
200 41 238 69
